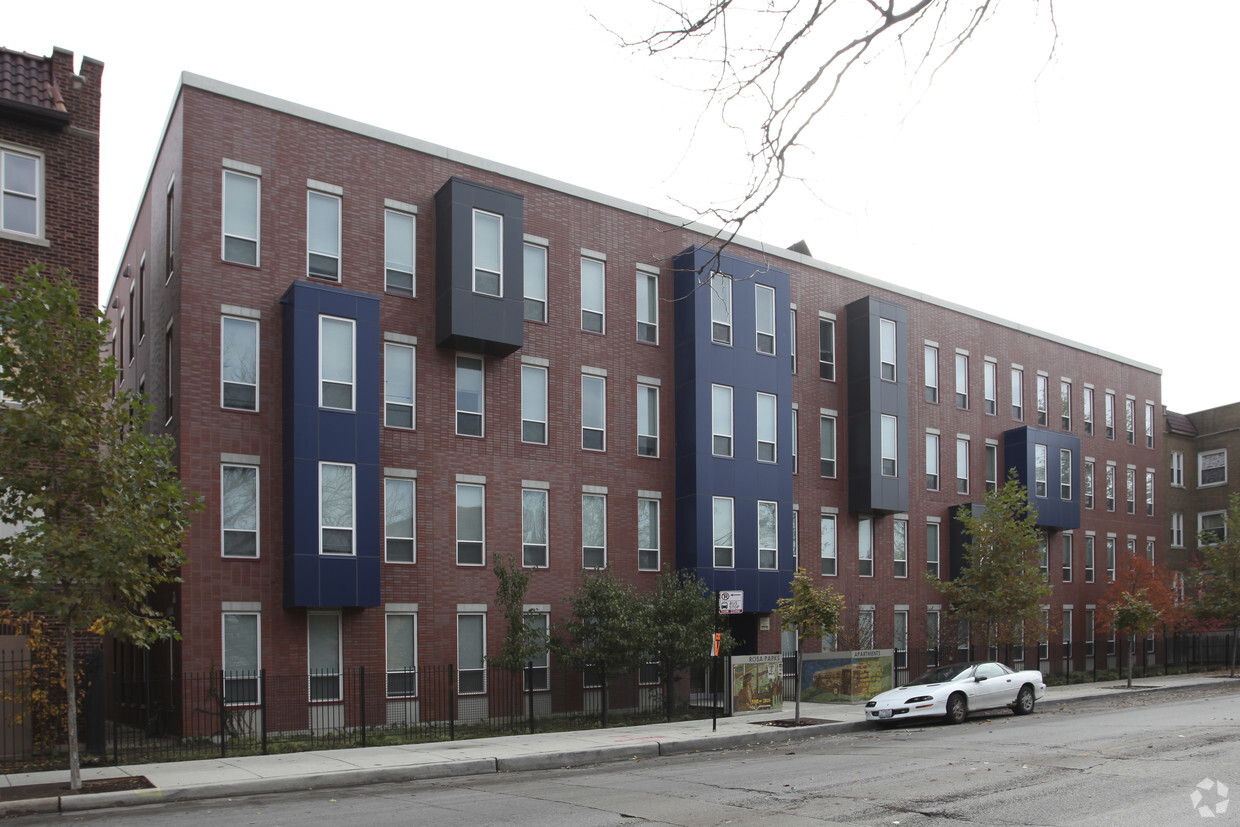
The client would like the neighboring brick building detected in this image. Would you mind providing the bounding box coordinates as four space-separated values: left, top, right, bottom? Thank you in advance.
1164 402 1240 574
106 73 1163 724
0 46 102 308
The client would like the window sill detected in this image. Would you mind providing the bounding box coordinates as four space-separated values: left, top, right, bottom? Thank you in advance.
0 229 48 247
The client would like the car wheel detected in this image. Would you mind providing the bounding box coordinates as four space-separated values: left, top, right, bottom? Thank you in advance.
1012 685 1035 716
946 693 967 724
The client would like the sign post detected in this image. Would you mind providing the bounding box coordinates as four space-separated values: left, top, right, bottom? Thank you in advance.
712 591 743 730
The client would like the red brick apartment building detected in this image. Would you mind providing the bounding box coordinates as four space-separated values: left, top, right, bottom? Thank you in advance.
1165 402 1240 573
105 73 1162 720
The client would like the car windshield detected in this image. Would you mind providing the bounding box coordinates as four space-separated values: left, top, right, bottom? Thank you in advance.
906 664 975 685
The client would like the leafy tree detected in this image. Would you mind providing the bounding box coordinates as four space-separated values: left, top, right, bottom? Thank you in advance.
776 567 845 724
648 567 733 720
1097 552 1186 687
491 555 546 674
0 267 199 789
555 570 650 725
617 1 1056 240
928 471 1051 658
1192 494 1240 677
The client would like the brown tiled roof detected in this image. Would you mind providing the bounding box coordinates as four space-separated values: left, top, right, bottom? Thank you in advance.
1165 410 1198 437
0 48 69 123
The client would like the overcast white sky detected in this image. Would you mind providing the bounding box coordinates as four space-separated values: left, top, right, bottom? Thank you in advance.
7 0 1238 413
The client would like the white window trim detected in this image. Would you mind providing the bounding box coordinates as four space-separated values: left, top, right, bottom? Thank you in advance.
757 392 778 463
222 611 261 707
0 143 46 243
384 476 417 564
384 341 416 429
385 612 418 698
1198 448 1228 488
307 611 343 702
757 500 778 570
472 209 503 296
582 493 608 569
456 483 486 566
221 462 259 559
221 315 260 412
222 168 261 266
318 461 356 556
384 207 416 297
319 315 355 411
306 189 342 281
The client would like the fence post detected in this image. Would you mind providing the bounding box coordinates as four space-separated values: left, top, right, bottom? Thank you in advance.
260 668 268 756
359 666 367 748
218 670 227 759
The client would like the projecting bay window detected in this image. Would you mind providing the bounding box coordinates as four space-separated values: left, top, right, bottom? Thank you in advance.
473 210 503 296
307 189 341 281
713 497 734 568
319 462 355 555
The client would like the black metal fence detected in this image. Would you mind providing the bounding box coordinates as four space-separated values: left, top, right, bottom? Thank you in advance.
1 658 708 772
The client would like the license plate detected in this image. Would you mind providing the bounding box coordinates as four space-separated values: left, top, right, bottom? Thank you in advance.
878 709 893 719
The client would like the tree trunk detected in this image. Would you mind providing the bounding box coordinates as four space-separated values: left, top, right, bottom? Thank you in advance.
65 623 80 790
1126 631 1135 689
794 641 803 725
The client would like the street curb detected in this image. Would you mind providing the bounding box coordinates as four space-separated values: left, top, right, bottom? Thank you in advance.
496 743 661 772
0 795 58 818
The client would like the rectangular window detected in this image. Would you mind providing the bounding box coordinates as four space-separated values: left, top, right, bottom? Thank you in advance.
924 345 938 403
1145 404 1155 449
878 415 898 477
926 433 940 490
319 462 355 555
821 514 837 576
1085 536 1095 583
1 147 40 237
710 273 732 345
1106 537 1117 580
524 613 550 691
582 374 607 451
165 321 175 423
1061 381 1072 430
384 209 415 296
1060 448 1072 500
926 610 941 664
222 464 258 558
713 497 734 568
524 243 547 322
955 353 968 409
522 365 548 444
712 384 733 457
758 500 778 569
1083 387 1094 435
457 614 486 694
166 181 176 276
756 392 777 462
1105 392 1116 439
223 613 260 705
1036 374 1048 426
307 190 340 280
1039 532 1048 576
926 522 940 577
1106 465 1116 512
819 318 835 380
384 343 415 429
1200 512 1228 545
1126 468 1136 514
1084 461 1094 509
879 318 896 381
1011 367 1024 420
956 438 969 495
1171 451 1184 486
858 518 873 577
637 383 659 457
308 612 342 701
790 309 797 372
893 519 908 578
1063 608 1073 659
222 170 259 265
1125 398 1136 445
456 483 485 565
1171 513 1184 547
820 415 837 478
791 409 799 473
1145 470 1155 516
983 361 997 415
319 316 355 410
385 478 416 563
522 489 548 568
1085 609 1095 657
473 210 502 296
1039 609 1050 662
1062 534 1073 582
985 443 998 493
581 256 605 332
637 271 658 343
386 614 417 698
456 355 484 436
638 498 660 571
859 611 875 649
221 316 258 411
755 284 776 355
582 494 607 568
894 610 908 670
1199 449 1227 487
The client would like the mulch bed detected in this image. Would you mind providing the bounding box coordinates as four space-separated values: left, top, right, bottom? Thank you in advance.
0 776 154 802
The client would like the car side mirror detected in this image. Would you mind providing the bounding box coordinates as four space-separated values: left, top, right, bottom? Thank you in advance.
974 675 987 682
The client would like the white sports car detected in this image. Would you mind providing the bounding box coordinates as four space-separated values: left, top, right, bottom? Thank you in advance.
864 661 1046 725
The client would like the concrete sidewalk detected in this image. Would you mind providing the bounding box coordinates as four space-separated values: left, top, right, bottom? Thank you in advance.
1 671 1231 817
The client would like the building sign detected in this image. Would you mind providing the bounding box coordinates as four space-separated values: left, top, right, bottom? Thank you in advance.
729 653 783 714
718 591 744 614
796 650 894 704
